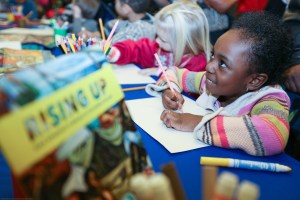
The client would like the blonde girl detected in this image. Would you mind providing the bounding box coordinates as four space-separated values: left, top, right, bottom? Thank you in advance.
105 0 211 73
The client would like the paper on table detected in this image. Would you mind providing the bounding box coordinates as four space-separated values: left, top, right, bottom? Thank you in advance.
125 96 208 153
113 64 156 84
0 28 54 36
0 41 21 50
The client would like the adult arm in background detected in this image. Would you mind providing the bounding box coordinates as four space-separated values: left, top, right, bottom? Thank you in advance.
204 0 237 13
285 64 300 93
282 0 300 93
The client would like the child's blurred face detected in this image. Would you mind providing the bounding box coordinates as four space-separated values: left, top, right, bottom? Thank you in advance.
16 0 26 4
205 30 253 104
115 0 126 18
156 27 172 52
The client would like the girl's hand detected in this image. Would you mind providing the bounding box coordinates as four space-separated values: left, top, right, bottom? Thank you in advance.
162 89 184 110
99 40 120 63
160 110 202 132
106 46 120 63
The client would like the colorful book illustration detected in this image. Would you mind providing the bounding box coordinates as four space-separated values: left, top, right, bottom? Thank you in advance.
0 52 151 199
0 28 55 48
0 48 54 73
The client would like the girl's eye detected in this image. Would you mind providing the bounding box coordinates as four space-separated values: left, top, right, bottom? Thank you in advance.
219 61 227 68
210 51 214 59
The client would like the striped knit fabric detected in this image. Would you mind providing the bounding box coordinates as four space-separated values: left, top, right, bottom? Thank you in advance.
157 67 290 156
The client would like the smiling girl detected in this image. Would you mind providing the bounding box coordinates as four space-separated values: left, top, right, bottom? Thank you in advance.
147 12 292 156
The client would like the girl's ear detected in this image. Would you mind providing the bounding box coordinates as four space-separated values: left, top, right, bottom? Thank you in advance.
247 73 268 91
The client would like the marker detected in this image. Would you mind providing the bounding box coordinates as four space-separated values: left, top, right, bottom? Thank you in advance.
200 157 291 172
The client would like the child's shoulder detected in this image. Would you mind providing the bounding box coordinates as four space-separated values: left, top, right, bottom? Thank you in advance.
142 13 154 24
250 85 290 105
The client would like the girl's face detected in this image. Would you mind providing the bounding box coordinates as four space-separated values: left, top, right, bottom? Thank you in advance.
156 27 172 52
206 30 253 105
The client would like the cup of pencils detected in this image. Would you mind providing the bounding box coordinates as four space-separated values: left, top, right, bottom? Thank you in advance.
54 28 67 43
54 28 67 37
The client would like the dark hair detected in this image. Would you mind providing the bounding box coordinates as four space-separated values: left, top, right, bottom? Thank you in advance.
120 0 150 13
231 12 292 86
288 0 300 11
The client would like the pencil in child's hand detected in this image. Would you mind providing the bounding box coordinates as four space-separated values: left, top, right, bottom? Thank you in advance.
104 39 112 55
99 18 106 40
105 46 111 56
104 20 119 51
154 53 175 94
155 53 183 111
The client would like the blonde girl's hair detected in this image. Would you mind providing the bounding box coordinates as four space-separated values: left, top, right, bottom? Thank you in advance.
155 0 211 65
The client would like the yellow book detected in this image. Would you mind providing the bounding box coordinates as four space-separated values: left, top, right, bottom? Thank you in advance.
0 52 152 199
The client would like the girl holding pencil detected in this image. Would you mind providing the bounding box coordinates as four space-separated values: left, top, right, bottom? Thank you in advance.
147 12 292 156
102 0 211 74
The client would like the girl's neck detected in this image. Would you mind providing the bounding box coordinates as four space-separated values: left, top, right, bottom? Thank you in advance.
218 93 248 107
127 13 145 22
218 96 232 107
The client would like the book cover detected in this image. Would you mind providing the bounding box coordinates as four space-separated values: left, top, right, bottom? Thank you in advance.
0 32 56 48
0 51 151 199
0 48 54 73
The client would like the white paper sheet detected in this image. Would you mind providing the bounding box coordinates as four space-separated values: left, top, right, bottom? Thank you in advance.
0 41 21 50
113 64 156 84
0 28 54 36
125 96 208 153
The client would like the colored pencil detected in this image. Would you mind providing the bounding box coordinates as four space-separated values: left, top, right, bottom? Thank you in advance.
122 86 146 92
104 20 119 51
154 53 175 93
99 18 106 40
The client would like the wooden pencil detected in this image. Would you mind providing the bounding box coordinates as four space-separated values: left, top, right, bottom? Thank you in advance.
99 18 106 40
122 86 146 92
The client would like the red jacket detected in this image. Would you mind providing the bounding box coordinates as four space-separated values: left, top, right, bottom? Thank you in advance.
237 0 269 16
113 38 207 72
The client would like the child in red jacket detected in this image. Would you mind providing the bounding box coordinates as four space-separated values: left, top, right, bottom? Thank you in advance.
105 0 211 74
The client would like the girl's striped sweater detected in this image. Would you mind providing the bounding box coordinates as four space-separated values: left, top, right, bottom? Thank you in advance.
147 67 290 156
